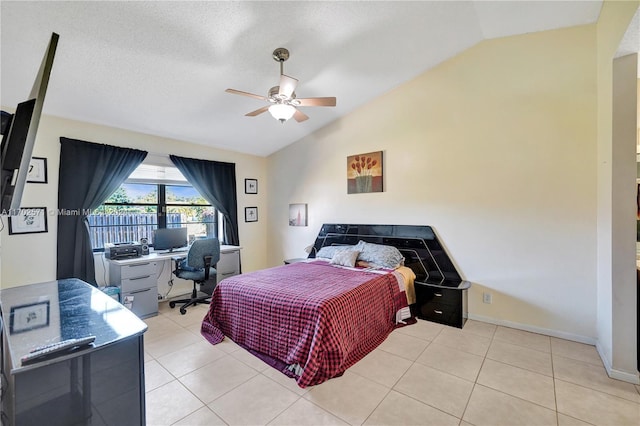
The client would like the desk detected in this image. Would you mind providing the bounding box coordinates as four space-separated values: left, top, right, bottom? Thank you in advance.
0 278 147 425
106 245 241 318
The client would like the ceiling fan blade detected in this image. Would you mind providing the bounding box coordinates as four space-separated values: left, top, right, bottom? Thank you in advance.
245 106 269 117
293 109 309 123
296 97 337 107
278 75 298 98
225 88 267 101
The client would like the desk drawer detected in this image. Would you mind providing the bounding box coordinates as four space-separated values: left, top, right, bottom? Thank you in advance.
217 250 239 275
120 261 158 279
121 274 157 293
216 250 240 283
217 270 239 282
122 287 157 318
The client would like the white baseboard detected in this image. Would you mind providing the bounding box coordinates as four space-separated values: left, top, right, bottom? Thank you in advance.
469 313 640 385
467 313 596 345
595 341 640 385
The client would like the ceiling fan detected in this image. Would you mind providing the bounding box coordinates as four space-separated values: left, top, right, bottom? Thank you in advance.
225 48 336 123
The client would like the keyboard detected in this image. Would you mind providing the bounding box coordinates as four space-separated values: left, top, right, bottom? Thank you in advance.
153 246 189 254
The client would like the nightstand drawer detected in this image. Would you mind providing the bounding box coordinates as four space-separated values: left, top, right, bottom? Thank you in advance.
418 300 461 324
415 285 461 306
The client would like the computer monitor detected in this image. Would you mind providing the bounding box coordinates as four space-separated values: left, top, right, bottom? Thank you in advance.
153 227 188 251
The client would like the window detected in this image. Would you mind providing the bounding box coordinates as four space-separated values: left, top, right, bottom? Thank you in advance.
88 164 219 250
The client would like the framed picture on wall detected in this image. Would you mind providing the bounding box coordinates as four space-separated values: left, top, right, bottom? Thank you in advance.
8 207 48 235
245 206 258 222
245 178 258 194
27 157 48 183
289 203 307 226
347 151 383 194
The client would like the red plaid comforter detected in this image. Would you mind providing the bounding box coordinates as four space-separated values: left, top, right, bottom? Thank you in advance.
201 261 408 387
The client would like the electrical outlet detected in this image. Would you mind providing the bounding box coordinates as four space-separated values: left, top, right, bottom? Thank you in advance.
483 292 492 304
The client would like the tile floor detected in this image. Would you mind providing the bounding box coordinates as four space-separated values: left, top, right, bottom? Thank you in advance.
143 302 640 426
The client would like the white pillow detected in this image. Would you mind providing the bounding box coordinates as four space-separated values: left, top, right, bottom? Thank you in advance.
330 249 360 267
356 241 404 269
316 244 356 259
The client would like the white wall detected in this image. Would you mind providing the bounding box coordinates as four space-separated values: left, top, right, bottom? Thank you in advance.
268 25 599 343
0 114 268 288
596 0 640 383
610 53 638 378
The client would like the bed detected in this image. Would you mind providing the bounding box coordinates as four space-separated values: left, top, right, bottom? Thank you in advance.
201 224 458 387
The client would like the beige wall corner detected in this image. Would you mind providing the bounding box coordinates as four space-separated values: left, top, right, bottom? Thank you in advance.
596 0 640 383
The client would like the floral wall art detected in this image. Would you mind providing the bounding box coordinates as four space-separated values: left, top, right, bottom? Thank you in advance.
347 151 383 194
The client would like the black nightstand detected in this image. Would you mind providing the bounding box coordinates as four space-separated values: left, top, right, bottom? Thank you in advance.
284 258 306 265
414 281 471 328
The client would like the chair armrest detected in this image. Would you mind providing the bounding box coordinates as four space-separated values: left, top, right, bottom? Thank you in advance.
203 255 213 280
171 255 187 272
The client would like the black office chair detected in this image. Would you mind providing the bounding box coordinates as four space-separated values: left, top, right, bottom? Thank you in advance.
169 238 220 315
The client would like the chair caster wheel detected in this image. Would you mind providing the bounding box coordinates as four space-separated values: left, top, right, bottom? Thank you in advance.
179 308 186 315
169 301 176 308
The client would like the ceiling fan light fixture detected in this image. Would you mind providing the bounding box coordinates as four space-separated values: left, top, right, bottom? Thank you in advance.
269 103 296 123
226 47 335 123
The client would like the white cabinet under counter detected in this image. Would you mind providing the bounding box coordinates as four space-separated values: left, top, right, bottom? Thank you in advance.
108 260 160 318
106 244 242 318
217 246 241 282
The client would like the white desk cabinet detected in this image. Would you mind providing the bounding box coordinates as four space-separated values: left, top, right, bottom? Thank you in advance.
106 245 242 318
217 247 241 282
109 260 159 319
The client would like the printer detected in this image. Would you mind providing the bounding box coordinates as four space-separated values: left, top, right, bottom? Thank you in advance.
104 242 143 260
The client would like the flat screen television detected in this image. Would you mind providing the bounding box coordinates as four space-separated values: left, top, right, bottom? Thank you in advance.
153 227 188 252
1 32 58 214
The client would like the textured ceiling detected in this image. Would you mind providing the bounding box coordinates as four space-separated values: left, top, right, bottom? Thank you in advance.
1 1 605 157
616 5 640 59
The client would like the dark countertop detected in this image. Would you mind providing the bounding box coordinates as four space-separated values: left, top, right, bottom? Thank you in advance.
0 278 147 373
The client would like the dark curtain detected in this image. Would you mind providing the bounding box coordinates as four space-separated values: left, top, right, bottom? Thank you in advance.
57 137 147 284
169 155 239 245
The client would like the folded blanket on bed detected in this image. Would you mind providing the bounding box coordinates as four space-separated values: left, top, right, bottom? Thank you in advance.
394 265 416 305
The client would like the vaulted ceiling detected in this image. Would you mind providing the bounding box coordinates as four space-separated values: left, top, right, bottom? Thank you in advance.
1 1 606 156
